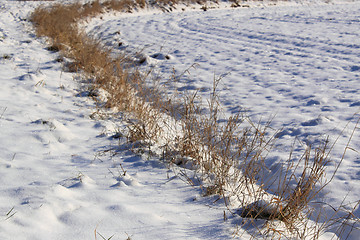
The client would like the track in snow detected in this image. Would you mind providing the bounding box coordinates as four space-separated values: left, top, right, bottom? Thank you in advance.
87 1 360 212
88 2 360 131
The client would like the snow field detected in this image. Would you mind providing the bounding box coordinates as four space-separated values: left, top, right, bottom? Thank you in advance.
85 0 360 238
0 1 236 240
1 0 360 239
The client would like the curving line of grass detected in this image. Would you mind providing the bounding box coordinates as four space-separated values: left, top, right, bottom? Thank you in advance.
30 1 359 238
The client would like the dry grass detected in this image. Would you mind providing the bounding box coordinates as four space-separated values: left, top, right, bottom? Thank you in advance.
30 1 360 239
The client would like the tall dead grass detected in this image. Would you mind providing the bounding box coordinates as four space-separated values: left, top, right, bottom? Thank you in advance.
30 1 359 239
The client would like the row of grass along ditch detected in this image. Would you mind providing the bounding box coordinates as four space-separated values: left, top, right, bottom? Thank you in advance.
29 0 359 238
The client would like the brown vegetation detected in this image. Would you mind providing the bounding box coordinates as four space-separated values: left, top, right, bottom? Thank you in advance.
30 1 359 239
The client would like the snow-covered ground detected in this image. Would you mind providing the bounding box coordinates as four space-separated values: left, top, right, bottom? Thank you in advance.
86 0 360 216
0 2 235 240
1 0 360 239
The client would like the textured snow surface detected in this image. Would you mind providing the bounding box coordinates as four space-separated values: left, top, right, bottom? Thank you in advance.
86 0 360 204
0 2 232 240
1 0 360 239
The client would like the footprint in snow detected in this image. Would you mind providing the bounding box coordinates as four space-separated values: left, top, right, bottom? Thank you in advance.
306 99 321 106
32 118 75 143
138 53 172 66
59 174 96 189
150 53 172 60
302 118 322 127
350 101 360 107
350 65 360 72
275 128 303 138
301 116 331 127
18 72 46 84
321 105 336 112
